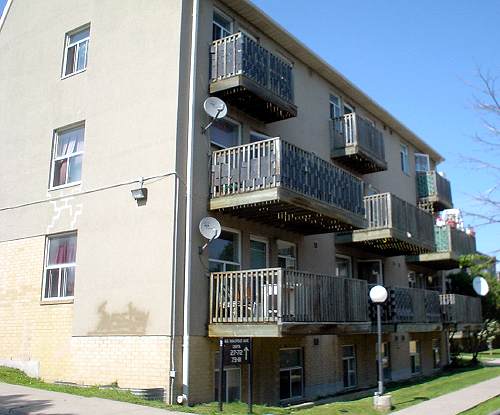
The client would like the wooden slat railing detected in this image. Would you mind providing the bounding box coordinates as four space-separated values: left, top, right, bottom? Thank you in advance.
440 294 482 324
210 269 369 324
363 193 435 247
434 225 477 255
416 171 453 207
372 286 441 324
210 32 294 104
211 138 365 217
331 114 386 162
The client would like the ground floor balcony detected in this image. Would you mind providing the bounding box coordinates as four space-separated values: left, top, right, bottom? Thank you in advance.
209 268 370 337
440 294 482 327
407 225 477 269
210 138 366 234
371 287 442 332
336 193 435 256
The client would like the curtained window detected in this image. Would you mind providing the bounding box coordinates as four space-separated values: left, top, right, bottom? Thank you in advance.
43 233 77 299
51 124 85 188
63 26 90 77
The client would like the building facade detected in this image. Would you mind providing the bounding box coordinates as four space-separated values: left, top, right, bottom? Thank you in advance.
0 0 482 406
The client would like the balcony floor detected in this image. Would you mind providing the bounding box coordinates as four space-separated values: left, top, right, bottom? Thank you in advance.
336 228 435 256
332 146 388 174
406 252 462 270
210 187 366 234
210 75 298 123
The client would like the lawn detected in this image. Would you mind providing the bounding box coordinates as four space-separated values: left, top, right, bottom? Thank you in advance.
461 348 500 361
459 395 500 414
1 364 499 414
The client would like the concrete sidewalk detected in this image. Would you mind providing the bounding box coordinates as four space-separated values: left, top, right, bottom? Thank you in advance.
0 383 186 415
392 375 500 415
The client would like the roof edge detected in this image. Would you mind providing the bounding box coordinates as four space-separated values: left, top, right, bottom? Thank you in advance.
0 0 14 33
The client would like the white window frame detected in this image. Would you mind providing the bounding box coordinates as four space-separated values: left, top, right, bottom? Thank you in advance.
249 235 269 268
335 254 352 278
357 259 383 284
49 123 85 190
214 352 242 402
342 344 357 388
210 117 241 149
415 153 430 172
400 143 410 175
42 232 77 301
279 347 304 401
213 8 233 40
62 25 90 79
208 227 241 271
277 240 297 270
343 102 355 114
410 340 421 374
249 131 272 143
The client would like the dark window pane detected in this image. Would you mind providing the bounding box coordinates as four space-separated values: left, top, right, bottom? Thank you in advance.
209 231 238 263
53 159 68 187
69 28 90 44
280 349 301 368
343 360 349 387
280 370 290 400
290 368 303 397
63 267 75 296
45 269 59 298
211 119 239 148
250 240 266 268
65 45 76 75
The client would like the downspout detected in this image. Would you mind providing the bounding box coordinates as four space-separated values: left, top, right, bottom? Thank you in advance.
181 0 200 405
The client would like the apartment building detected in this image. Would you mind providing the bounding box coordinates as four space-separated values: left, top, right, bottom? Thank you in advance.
0 0 482 406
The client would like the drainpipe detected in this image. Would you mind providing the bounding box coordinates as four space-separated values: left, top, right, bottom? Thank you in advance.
181 0 200 405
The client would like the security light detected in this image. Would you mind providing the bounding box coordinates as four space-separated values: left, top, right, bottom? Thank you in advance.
131 177 147 202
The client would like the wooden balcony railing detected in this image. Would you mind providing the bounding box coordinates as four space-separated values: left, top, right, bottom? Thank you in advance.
416 171 453 211
336 193 435 255
330 114 387 173
372 287 442 324
440 294 482 324
210 269 369 326
210 138 366 233
210 33 297 123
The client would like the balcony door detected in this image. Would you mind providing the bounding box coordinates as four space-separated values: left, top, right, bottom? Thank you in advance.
250 236 268 269
357 259 383 285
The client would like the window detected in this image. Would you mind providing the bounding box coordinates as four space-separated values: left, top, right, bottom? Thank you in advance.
336 255 352 278
214 353 241 402
209 229 240 272
342 345 357 388
63 26 90 77
50 124 85 188
343 103 354 114
43 233 77 299
250 131 271 143
415 153 430 172
408 271 416 288
432 339 441 369
410 340 421 374
277 240 296 270
400 143 409 175
210 118 240 149
213 10 232 41
280 348 303 400
250 237 268 269
358 260 383 284
329 94 342 119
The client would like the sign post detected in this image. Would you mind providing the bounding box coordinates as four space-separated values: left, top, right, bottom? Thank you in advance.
248 338 253 414
218 338 224 412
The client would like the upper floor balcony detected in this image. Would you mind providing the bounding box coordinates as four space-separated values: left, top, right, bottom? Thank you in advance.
440 294 482 327
371 287 442 330
330 114 387 174
336 193 435 255
210 33 297 123
416 170 453 212
210 138 366 234
209 268 370 337
407 225 477 269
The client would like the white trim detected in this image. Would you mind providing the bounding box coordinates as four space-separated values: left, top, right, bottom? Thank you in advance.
400 143 410 175
329 93 342 119
414 152 430 172
249 235 269 268
0 0 14 33
208 227 242 271
343 102 355 114
61 24 90 78
213 7 233 40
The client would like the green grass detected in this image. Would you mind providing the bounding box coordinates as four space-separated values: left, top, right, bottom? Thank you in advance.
459 395 500 414
461 349 500 361
1 364 500 415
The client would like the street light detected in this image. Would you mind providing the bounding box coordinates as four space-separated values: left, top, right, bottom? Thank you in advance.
369 285 392 411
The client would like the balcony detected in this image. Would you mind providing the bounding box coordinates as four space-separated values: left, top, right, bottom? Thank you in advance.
210 138 366 233
440 294 482 327
407 225 477 269
336 193 435 255
209 268 370 337
330 114 387 174
416 171 453 212
371 287 442 331
210 33 297 123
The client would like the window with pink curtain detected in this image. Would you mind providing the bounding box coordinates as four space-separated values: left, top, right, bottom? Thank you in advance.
51 124 84 188
44 233 77 299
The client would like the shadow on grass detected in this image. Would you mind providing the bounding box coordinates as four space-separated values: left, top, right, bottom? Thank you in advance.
395 396 430 406
0 393 74 415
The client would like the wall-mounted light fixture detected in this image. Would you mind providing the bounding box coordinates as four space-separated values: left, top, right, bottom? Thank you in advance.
131 177 148 202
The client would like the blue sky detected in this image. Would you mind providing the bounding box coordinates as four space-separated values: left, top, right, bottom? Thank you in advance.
1 1 498 263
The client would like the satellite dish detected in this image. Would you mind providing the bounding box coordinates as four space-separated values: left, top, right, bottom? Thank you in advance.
473 276 489 296
203 97 227 120
199 217 221 241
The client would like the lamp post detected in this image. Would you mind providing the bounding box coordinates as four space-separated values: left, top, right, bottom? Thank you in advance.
369 285 392 410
